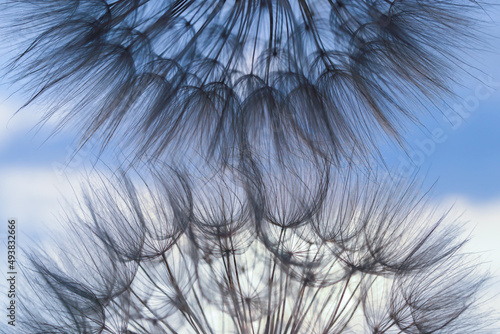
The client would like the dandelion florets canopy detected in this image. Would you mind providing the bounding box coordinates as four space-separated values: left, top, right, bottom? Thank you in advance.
19 166 489 333
5 0 479 162
4 0 495 333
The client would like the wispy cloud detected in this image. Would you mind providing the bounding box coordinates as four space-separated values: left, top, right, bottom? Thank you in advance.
439 195 500 309
0 167 83 238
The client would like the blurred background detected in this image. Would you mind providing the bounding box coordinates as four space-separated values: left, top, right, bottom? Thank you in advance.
1 2 500 315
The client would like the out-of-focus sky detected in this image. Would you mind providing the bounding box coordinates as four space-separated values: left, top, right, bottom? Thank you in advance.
0 3 500 319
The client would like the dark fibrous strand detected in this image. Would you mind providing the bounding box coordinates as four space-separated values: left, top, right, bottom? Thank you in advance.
12 166 495 333
1 1 496 333
0 0 486 164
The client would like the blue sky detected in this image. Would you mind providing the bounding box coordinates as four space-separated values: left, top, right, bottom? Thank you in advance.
423 96 500 200
389 79 500 201
1 5 500 319
1 55 500 272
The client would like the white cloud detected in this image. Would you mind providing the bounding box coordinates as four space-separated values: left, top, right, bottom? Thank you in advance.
438 196 500 265
438 195 500 312
0 166 84 239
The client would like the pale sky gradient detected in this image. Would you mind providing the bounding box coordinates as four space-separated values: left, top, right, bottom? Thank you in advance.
1 4 500 326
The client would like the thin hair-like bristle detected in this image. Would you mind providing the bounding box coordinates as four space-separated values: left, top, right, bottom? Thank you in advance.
1 1 496 333
11 166 496 333
0 0 487 164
